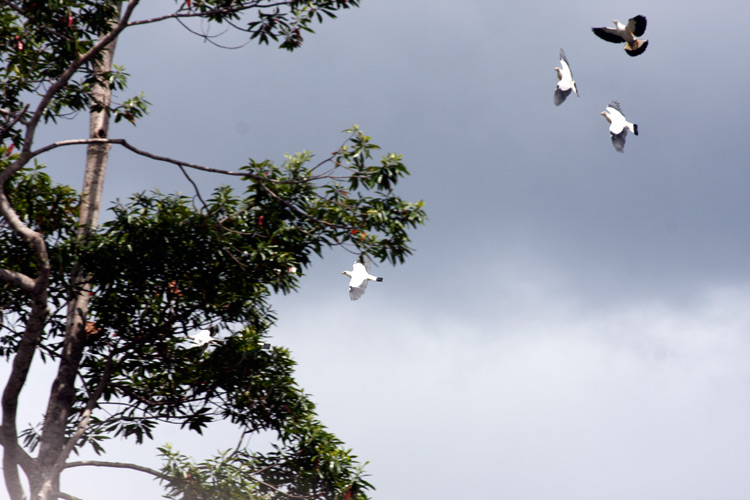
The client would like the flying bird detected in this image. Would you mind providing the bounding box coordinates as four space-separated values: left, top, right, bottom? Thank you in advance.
190 325 217 346
600 101 638 152
341 255 383 301
553 48 579 106
592 15 648 57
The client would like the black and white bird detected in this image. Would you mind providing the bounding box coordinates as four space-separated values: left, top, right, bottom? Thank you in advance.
553 48 579 106
592 15 648 57
600 101 638 152
341 255 383 301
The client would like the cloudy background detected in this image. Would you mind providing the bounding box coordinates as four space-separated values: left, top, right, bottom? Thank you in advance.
10 0 750 498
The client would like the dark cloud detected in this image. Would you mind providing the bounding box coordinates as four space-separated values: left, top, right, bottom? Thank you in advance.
21 1 750 498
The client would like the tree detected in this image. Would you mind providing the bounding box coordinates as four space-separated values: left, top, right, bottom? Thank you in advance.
0 2 426 499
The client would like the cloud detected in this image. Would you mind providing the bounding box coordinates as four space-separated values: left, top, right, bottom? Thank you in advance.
274 284 750 500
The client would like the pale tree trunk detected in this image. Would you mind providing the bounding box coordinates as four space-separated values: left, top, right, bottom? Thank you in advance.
34 32 118 500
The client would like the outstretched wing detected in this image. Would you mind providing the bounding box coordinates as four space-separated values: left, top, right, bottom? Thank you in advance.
357 254 373 274
349 280 368 300
592 27 625 43
554 87 572 106
625 39 648 57
607 101 623 114
627 15 647 37
610 129 627 153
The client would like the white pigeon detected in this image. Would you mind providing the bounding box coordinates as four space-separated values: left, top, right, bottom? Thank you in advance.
189 326 217 346
553 48 579 106
600 101 638 153
592 15 648 57
341 255 383 301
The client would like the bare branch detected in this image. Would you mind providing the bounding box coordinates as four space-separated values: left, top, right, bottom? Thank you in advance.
31 138 248 176
53 492 84 500
177 164 208 211
0 267 36 293
30 137 358 186
62 460 168 480
0 104 29 141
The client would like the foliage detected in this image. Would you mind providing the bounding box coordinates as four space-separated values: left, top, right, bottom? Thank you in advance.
0 2 424 499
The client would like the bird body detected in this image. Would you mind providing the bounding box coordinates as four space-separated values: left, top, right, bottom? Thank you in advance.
600 101 638 152
592 15 648 56
553 48 579 106
190 326 217 346
341 255 383 301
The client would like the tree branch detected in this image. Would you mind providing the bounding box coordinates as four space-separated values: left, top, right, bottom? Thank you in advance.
62 460 168 480
127 1 298 28
18 0 141 160
0 267 36 293
52 492 84 500
29 137 350 184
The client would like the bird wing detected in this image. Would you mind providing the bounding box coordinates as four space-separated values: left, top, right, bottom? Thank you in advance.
610 130 627 152
592 27 625 43
607 101 623 114
559 49 573 77
358 255 373 273
558 49 578 96
554 87 572 106
349 280 368 300
627 15 647 37
624 39 648 56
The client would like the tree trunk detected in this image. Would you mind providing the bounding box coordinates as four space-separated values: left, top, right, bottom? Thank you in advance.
34 31 118 500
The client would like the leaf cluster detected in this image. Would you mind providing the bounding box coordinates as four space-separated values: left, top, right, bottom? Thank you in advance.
0 1 138 143
175 0 360 51
0 125 424 498
0 161 79 357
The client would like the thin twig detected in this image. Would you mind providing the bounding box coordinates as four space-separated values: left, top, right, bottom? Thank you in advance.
177 164 208 211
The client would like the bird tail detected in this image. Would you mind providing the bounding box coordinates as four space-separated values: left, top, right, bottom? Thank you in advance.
376 277 383 282
631 123 639 136
625 39 648 57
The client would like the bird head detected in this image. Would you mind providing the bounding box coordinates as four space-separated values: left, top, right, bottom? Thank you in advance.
600 110 611 123
341 271 352 277
553 67 563 80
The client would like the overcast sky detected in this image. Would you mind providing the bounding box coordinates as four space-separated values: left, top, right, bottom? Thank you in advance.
11 1 750 499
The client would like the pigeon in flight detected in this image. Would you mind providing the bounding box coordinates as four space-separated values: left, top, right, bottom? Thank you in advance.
600 101 638 152
592 15 648 57
341 255 383 301
190 325 217 346
553 48 579 106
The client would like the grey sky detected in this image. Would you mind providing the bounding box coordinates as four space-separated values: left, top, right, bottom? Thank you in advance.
10 0 750 499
